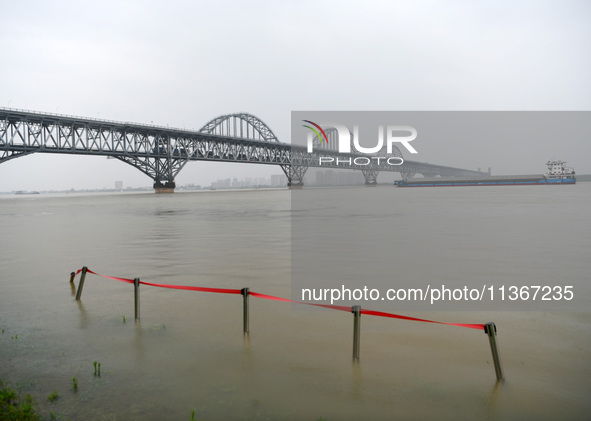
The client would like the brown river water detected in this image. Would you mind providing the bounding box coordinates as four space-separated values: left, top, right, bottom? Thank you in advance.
0 186 590 420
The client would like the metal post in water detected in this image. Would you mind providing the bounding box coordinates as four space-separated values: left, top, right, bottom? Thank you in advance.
134 278 140 321
352 305 361 361
75 267 88 301
69 271 75 283
484 322 504 381
241 288 250 334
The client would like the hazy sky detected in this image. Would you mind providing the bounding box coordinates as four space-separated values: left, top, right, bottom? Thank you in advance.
1 0 590 191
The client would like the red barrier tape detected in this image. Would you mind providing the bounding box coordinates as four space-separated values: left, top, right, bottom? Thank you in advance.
250 291 484 330
74 268 485 330
84 269 241 294
139 280 241 295
250 291 352 312
86 269 134 284
360 309 485 330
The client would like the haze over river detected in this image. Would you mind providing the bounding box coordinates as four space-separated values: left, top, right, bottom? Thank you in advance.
1 185 590 420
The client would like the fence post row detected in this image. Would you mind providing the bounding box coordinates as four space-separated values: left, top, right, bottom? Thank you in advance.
484 322 504 381
352 305 361 361
134 278 140 321
75 266 88 301
69 269 505 381
241 287 250 335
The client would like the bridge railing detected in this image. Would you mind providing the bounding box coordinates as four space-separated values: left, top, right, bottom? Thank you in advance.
0 106 195 133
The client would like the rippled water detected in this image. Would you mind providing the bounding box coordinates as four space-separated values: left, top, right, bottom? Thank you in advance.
0 187 590 420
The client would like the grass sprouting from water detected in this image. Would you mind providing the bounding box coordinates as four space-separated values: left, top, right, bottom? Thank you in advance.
93 361 102 376
47 391 59 403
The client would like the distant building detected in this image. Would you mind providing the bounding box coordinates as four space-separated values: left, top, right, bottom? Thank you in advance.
115 180 123 190
211 178 231 189
308 169 364 186
271 174 287 186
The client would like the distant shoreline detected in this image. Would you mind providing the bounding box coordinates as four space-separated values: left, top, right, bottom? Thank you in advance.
0 185 291 196
2 174 590 195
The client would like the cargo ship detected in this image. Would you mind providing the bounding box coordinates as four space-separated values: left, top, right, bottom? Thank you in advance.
395 160 576 187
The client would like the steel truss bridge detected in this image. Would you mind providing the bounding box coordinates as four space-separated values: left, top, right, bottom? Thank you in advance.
0 108 486 192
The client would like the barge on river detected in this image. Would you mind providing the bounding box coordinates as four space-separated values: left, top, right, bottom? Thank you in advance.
395 160 576 187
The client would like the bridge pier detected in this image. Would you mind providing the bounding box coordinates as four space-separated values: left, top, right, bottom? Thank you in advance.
361 168 379 186
288 182 304 189
153 181 176 193
282 164 308 190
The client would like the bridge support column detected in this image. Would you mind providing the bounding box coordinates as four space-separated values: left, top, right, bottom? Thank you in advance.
361 168 379 186
282 164 308 189
153 181 176 193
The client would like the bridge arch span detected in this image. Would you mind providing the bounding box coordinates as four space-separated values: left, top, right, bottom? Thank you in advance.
312 127 344 152
199 113 280 143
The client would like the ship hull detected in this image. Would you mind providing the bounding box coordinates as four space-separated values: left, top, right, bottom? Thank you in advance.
395 176 576 187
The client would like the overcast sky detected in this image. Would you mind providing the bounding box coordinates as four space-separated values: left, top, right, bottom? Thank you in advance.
1 0 590 191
